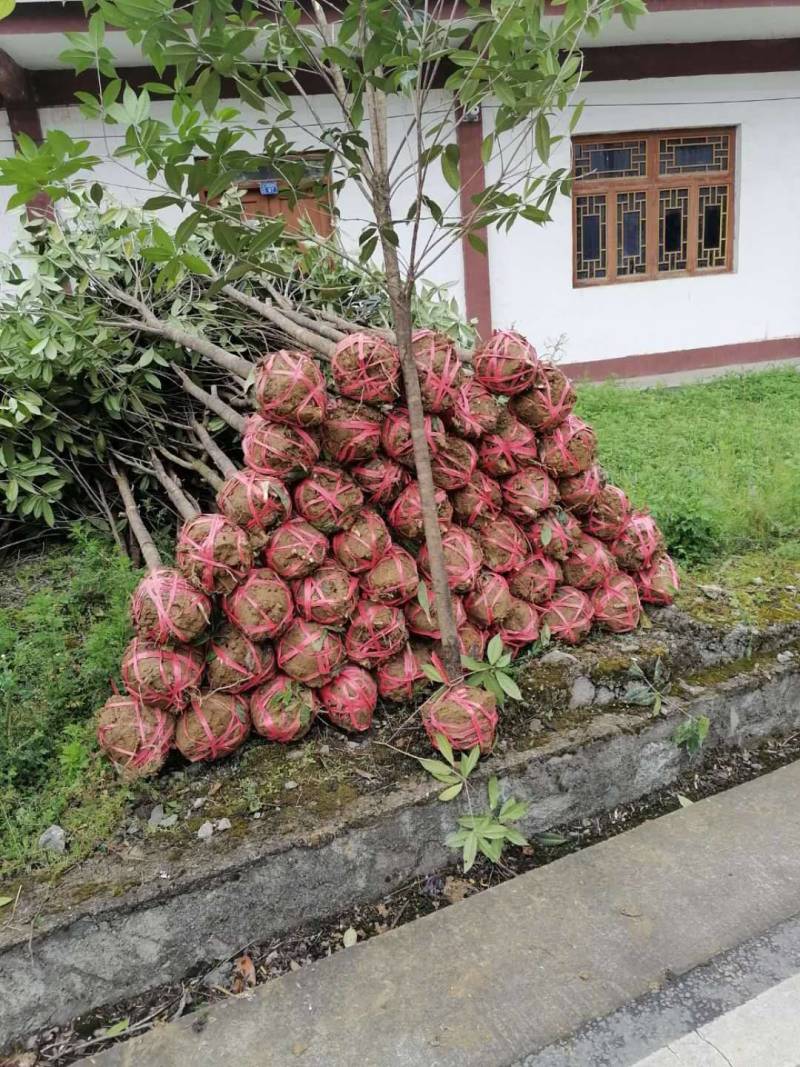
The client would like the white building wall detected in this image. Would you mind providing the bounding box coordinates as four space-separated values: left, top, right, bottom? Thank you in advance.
486 71 800 363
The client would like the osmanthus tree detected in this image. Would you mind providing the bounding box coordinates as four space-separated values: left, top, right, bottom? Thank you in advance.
0 0 643 674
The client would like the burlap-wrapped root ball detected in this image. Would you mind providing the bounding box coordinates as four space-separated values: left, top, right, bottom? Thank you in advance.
175 691 250 762
294 464 364 533
404 582 466 639
473 329 538 396
421 684 498 754
332 510 391 575
319 665 378 733
446 377 501 438
293 562 359 627
411 329 463 413
321 398 382 466
558 464 604 516
121 638 204 710
509 553 563 605
541 587 594 645
431 435 478 492
251 674 318 743
527 509 581 561
176 513 253 595
592 573 641 633
563 534 618 591
495 597 540 653
636 553 680 605
509 363 576 432
381 408 446 467
419 526 483 594
276 620 345 687
242 415 319 482
539 415 597 478
255 349 327 428
97 695 174 779
477 515 529 574
346 600 408 667
376 644 427 702
223 567 294 640
207 623 276 695
265 518 328 580
351 454 410 506
478 410 539 478
459 622 488 660
360 546 419 605
611 512 666 572
388 481 452 540
217 470 292 550
451 470 502 528
585 484 632 542
502 466 559 524
131 567 211 646
331 332 400 406
464 570 514 628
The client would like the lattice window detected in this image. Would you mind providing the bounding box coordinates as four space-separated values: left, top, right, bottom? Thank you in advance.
571 127 735 286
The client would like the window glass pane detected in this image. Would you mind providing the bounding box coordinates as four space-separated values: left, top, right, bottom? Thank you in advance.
697 185 729 269
658 188 688 272
582 214 600 260
617 190 647 277
675 144 714 169
590 148 632 176
574 140 646 179
664 209 682 253
575 194 607 280
660 133 729 174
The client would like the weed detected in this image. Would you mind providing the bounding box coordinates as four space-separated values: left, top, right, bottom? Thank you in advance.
674 715 711 755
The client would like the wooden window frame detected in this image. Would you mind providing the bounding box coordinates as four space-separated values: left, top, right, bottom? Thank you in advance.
571 127 736 288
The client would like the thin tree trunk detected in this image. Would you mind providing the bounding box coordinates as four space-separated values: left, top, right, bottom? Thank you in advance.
221 284 337 359
174 368 247 433
95 478 127 558
157 446 225 492
109 460 162 572
148 452 197 523
191 421 238 477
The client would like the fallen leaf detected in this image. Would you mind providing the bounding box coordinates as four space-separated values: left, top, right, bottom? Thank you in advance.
676 793 694 808
101 1017 130 1039
292 1041 309 1056
231 954 256 994
0 896 14 909
208 781 223 796
342 926 358 948
441 876 472 904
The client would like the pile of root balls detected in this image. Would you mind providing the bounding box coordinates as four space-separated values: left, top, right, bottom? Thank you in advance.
97 329 679 778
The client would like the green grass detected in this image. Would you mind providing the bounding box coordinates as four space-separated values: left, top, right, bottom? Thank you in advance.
576 368 800 565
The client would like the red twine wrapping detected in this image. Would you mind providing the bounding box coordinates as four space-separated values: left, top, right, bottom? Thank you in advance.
131 567 211 646
121 638 203 711
331 332 400 406
293 463 364 533
478 411 539 477
175 691 251 762
242 415 320 481
404 582 466 639
207 623 276 695
216 469 292 547
527 509 581 561
332 510 391 575
360 545 419 605
477 515 529 574
451 471 503 527
585 484 632 542
351 454 410 506
458 622 488 660
509 363 576 432
509 553 563 605
446 377 501 438
591 573 641 633
539 415 597 478
251 674 318 743
464 571 514 628
541 586 594 645
222 566 294 640
277 620 345 687
321 398 382 465
558 464 604 515
611 512 665 572
376 644 426 702
293 561 359 627
346 600 408 666
411 329 462 413
472 330 538 396
97 696 174 779
388 481 452 540
563 534 618 591
176 513 253 595
502 466 559 523
636 553 680 605
319 666 377 733
255 349 327 427
380 408 446 467
431 435 478 492
421 684 498 754
419 526 483 594
265 518 328 579
495 597 540 652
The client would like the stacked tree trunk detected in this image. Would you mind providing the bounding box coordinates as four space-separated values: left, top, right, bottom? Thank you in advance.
97 329 680 779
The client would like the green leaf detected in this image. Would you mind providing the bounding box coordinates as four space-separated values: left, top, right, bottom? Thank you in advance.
459 746 480 779
438 782 463 802
496 672 522 701
540 523 552 547
143 195 181 210
503 828 529 847
441 143 460 192
463 832 478 872
487 634 503 665
535 832 569 847
499 798 527 821
487 775 500 812
102 1018 130 1039
535 113 551 164
0 0 16 21
0 895 13 908
418 757 455 779
182 252 213 276
417 580 432 622
436 733 455 767
421 663 443 684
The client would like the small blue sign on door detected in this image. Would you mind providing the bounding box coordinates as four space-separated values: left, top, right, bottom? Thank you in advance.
259 179 279 196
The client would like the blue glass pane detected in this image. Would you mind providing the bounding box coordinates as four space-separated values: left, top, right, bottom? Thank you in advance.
582 214 600 260
664 208 682 253
622 211 641 257
675 144 714 168
589 147 632 175
704 204 722 249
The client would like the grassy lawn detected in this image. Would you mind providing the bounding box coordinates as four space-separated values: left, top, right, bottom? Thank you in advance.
1 368 799 880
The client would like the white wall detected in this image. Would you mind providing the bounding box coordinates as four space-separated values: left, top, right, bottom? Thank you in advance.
486 71 800 363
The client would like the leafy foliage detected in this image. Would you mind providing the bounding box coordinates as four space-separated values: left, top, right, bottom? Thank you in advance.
445 775 529 872
674 715 711 755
